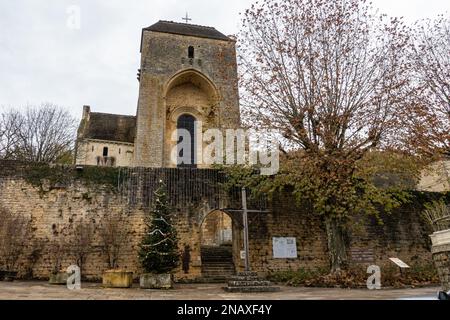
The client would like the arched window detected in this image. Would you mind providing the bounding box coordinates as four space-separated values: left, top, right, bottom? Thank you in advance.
103 147 109 157
177 114 196 168
188 46 194 59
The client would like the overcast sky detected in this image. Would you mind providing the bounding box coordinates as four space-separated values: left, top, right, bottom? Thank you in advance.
0 0 449 119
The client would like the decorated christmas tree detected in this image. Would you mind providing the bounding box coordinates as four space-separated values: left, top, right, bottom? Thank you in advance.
139 181 180 274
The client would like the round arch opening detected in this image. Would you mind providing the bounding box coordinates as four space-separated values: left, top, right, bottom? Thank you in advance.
200 210 233 247
176 114 197 168
199 210 237 280
163 69 220 168
164 69 219 103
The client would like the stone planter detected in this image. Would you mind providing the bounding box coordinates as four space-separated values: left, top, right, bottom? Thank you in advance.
102 270 133 288
49 272 69 285
140 273 173 289
430 229 450 291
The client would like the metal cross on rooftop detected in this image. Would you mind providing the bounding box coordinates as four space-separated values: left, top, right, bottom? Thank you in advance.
182 12 192 23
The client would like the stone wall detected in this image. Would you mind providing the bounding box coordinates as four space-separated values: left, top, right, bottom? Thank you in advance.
247 193 435 273
432 245 450 291
0 162 437 281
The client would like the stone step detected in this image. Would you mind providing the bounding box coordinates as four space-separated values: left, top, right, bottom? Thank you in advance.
202 262 234 266
202 264 235 268
203 272 235 276
224 271 281 293
203 277 233 282
229 275 260 281
201 252 233 255
200 277 230 283
202 268 235 272
202 272 235 276
223 286 281 293
228 280 272 287
203 269 234 272
236 271 258 277
201 245 232 249
201 245 235 279
203 274 234 278
202 268 235 271
203 274 235 278
202 255 233 258
201 248 232 253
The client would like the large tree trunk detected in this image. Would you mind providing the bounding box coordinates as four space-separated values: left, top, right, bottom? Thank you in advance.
325 217 348 273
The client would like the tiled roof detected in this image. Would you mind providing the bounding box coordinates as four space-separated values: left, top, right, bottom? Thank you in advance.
83 112 136 144
143 20 232 41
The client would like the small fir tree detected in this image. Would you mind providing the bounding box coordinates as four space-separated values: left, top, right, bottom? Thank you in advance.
139 181 180 274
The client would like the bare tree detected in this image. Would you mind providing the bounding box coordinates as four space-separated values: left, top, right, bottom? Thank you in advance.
0 103 77 163
409 16 450 155
238 0 422 271
70 219 94 275
0 109 22 160
24 237 46 279
48 238 69 275
99 212 130 270
0 207 31 272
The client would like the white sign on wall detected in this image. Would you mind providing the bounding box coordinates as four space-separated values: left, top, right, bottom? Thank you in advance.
272 237 298 259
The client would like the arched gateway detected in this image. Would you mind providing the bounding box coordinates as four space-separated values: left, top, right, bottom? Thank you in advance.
199 210 243 281
118 167 255 281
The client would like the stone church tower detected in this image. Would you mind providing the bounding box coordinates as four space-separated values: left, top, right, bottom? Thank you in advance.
76 20 241 168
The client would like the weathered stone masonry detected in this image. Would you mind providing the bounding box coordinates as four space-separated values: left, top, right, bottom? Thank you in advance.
0 161 436 281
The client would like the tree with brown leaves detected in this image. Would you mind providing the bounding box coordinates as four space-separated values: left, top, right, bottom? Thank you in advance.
238 0 428 272
409 16 450 156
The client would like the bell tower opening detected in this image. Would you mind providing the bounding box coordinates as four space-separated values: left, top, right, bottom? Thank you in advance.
188 46 195 59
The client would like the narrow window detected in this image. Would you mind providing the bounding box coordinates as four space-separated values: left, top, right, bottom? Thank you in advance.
92 146 94 152
103 147 109 157
119 148 121 155
188 46 194 59
177 114 196 168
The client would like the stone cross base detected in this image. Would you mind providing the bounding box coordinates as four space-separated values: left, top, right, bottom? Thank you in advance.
223 271 280 293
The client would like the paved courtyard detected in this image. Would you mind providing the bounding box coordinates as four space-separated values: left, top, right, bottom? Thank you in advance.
0 281 441 300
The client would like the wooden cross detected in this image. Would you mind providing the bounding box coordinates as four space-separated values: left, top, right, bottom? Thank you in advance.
224 188 271 272
182 12 192 24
